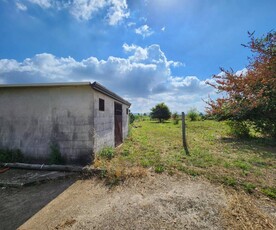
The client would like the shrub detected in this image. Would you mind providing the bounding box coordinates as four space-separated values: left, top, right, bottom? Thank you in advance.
129 112 135 124
171 112 179 125
206 32 276 138
187 108 200 121
227 120 251 138
0 148 24 163
98 147 114 160
49 143 64 165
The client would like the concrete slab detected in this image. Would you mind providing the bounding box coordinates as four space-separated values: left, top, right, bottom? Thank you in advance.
0 168 76 187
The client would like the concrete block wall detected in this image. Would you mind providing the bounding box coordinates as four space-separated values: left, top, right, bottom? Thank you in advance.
93 91 115 153
0 86 94 165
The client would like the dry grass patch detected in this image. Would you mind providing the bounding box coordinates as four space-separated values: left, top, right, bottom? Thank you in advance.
222 190 276 229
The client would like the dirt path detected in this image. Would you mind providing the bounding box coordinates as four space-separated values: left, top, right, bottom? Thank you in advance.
19 174 228 230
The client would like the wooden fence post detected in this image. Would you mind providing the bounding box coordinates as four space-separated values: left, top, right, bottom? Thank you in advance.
182 112 190 155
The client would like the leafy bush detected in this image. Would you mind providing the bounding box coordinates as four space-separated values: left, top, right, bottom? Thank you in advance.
187 108 200 121
227 120 251 138
0 148 24 163
98 147 114 160
49 143 64 165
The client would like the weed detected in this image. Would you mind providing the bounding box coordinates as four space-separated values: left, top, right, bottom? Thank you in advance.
0 148 24 163
242 182 256 193
98 147 114 160
262 187 276 199
49 143 64 165
222 176 237 187
154 164 165 173
233 160 251 171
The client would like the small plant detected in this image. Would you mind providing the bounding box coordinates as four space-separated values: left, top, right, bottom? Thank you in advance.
222 176 237 187
154 164 165 173
262 187 276 199
49 143 64 165
187 108 200 121
0 148 24 163
242 182 256 193
98 147 114 160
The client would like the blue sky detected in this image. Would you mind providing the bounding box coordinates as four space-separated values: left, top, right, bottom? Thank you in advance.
0 0 275 113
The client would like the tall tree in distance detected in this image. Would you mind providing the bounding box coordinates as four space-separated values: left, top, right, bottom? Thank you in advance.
150 103 171 123
206 31 276 138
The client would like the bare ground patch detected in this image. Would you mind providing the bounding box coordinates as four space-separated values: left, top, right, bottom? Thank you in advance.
20 173 225 230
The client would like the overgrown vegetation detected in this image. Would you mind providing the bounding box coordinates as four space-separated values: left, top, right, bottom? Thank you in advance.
0 148 24 163
187 108 200 121
171 112 179 125
207 31 276 138
98 147 115 160
49 143 64 165
94 118 276 199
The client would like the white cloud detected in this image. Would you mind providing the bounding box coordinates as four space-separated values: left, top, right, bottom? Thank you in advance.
70 0 107 21
0 44 215 113
28 0 52 8
16 1 27 11
135 25 154 38
106 0 129 25
161 26 165 31
26 0 129 25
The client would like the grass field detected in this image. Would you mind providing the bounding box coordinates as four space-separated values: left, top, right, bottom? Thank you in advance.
94 117 276 199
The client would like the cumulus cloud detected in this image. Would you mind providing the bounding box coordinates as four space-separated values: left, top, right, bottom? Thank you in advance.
107 0 129 25
0 44 215 113
26 0 129 25
135 25 154 38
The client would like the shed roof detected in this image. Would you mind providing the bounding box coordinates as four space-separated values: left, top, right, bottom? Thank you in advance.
0 81 131 106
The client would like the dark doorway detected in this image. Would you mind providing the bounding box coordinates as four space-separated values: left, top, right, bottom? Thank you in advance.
114 102 123 147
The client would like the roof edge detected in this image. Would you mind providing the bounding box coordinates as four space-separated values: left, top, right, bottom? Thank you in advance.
91 82 131 106
0 81 131 106
0 82 91 88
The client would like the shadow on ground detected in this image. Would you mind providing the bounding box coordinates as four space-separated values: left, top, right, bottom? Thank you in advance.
0 169 76 230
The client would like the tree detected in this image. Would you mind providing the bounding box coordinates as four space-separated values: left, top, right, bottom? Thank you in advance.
206 31 276 138
150 103 171 123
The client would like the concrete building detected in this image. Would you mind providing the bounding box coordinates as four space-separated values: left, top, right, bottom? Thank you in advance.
0 82 131 165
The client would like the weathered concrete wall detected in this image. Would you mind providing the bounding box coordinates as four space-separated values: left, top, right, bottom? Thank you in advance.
0 86 94 165
93 91 130 153
93 91 115 153
122 104 129 140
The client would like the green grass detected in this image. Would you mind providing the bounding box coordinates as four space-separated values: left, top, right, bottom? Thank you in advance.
94 118 276 198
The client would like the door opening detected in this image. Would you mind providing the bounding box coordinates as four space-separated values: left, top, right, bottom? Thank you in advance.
114 102 123 147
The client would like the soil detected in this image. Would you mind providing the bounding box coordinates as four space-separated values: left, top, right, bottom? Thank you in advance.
19 173 228 230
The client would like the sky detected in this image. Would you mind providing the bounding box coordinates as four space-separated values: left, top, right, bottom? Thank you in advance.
0 0 275 113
